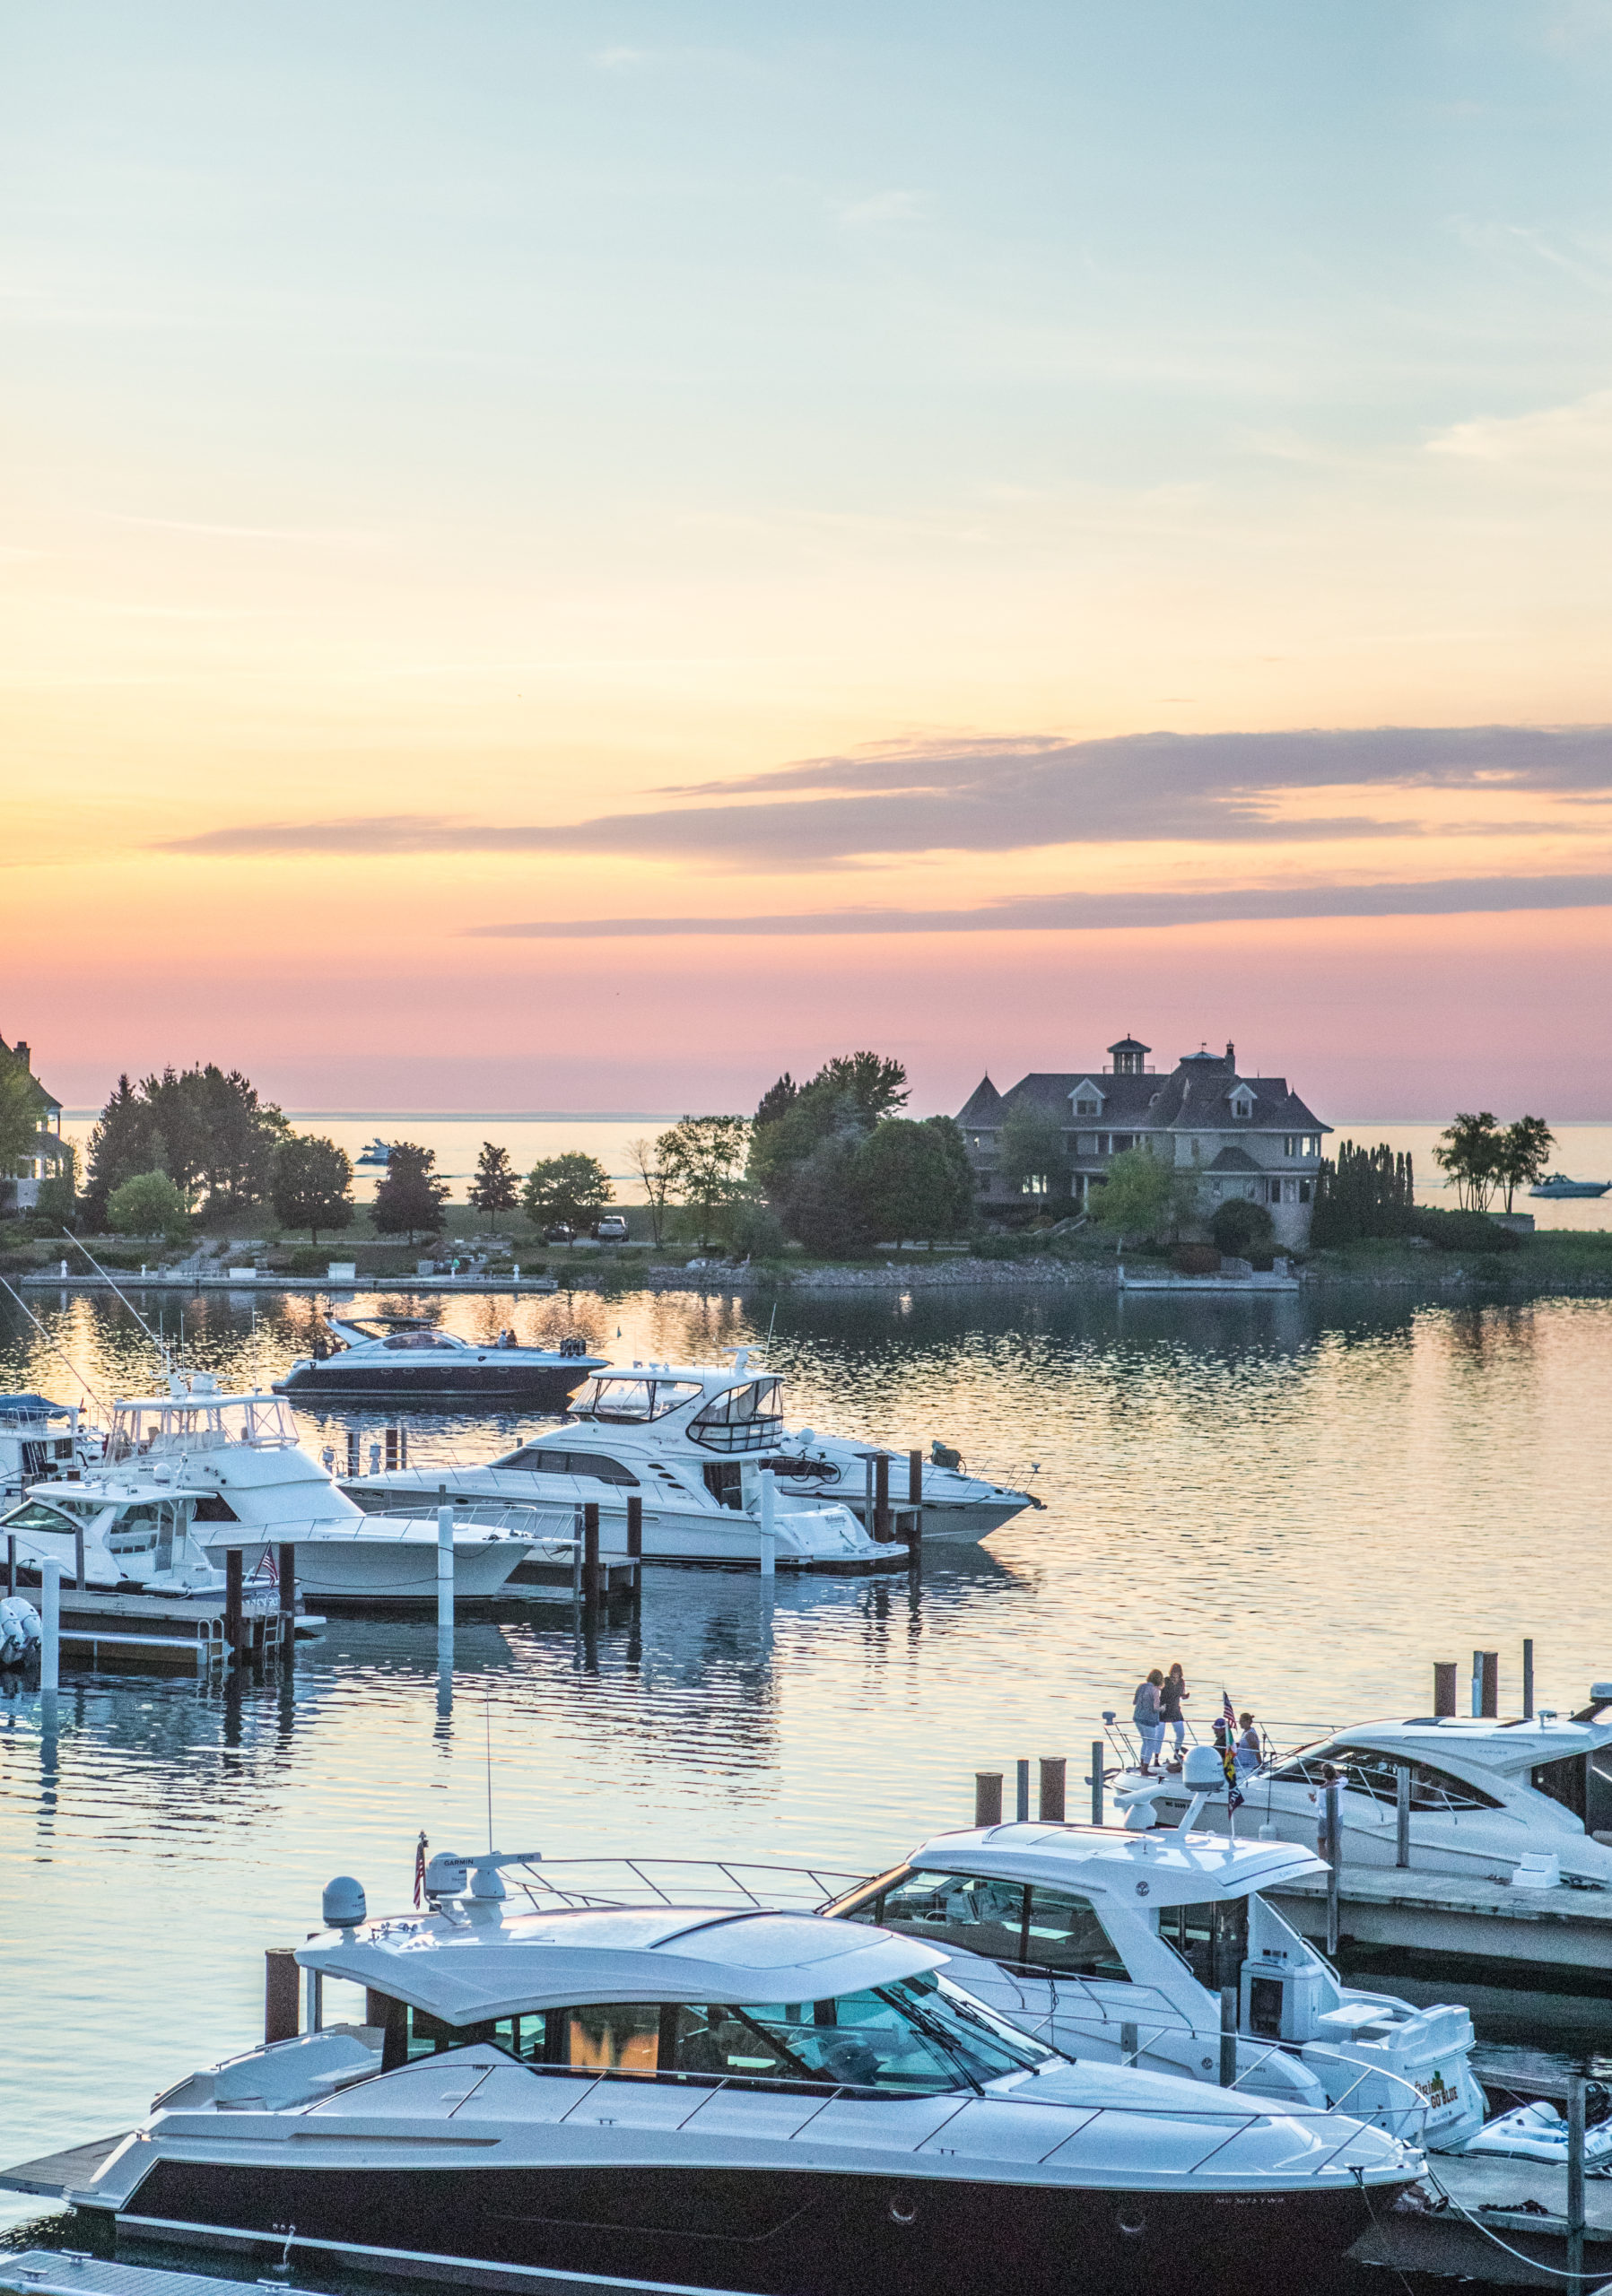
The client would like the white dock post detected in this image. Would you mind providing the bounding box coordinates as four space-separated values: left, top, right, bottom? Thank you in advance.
39 1557 61 1693
1395 1763 1411 1868
436 1491 454 1639
1568 2074 1586 2285
1325 1778 1342 1956
758 1468 776 1578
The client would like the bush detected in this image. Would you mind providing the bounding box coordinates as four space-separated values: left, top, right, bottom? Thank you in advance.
107 1170 188 1239
1409 1207 1520 1255
1210 1198 1275 1257
1173 1243 1221 1275
724 1201 789 1259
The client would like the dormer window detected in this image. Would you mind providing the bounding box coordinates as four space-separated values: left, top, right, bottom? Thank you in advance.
1069 1079 1105 1118
1229 1086 1256 1120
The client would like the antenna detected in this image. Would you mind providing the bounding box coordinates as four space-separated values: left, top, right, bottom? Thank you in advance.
60 1232 174 1375
0 1275 110 1412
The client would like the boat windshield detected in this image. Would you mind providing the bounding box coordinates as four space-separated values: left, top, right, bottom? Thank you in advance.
107 1394 298 1460
688 1378 785 1455
0 1499 80 1543
569 1378 702 1423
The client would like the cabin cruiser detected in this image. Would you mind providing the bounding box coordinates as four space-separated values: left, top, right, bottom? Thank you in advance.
818 1756 1487 2153
0 1376 538 1606
1133 1706 1612 1891
1529 1173 1610 1197
344 1359 910 1572
0 1392 97 1500
275 1315 606 1409
41 1851 1419 2294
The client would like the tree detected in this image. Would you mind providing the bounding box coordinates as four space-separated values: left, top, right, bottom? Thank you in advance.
658 1115 749 1248
1433 1112 1503 1212
108 1170 187 1239
625 1136 671 1247
33 1143 80 1231
814 1051 909 1126
1311 1141 1416 1247
521 1152 613 1231
270 1135 354 1246
851 1118 974 1244
84 1075 156 1223
467 1142 518 1232
1210 1196 1276 1257
779 1136 873 1257
371 1142 450 1241
83 1064 284 1222
0 1049 44 1187
753 1074 798 1128
996 1105 1070 1201
1495 1116 1555 1213
1089 1146 1190 1250
748 1050 908 1196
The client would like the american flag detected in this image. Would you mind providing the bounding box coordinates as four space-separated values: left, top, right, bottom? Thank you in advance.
1221 1690 1245 1812
414 1831 429 1908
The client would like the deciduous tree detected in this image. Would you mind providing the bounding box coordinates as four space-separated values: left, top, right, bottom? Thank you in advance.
0 1049 43 1187
371 1143 450 1242
521 1152 614 1231
658 1115 749 1248
625 1136 671 1247
851 1118 973 1244
995 1105 1069 1201
108 1170 187 1239
1089 1146 1192 1250
270 1135 354 1246
1495 1116 1555 1213
1433 1112 1503 1212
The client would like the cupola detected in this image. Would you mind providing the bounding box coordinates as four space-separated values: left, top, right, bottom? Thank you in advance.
1107 1035 1150 1076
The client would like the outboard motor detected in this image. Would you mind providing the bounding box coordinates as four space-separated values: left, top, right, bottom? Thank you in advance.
0 1596 43 1666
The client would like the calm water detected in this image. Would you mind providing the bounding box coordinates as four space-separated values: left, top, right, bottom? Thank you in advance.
4 1279 1612 2242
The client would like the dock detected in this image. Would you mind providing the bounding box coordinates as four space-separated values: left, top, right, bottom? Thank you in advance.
1268 1864 1612 1976
2 1585 306 1675
1354 2151 1612 2285
1117 1268 1301 1293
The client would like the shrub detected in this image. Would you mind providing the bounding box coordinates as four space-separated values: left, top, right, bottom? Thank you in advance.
107 1170 188 1239
1173 1243 1221 1275
1210 1198 1275 1257
1409 1207 1520 1255
724 1201 789 1259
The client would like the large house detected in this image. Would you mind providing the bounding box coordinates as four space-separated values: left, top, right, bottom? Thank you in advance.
1 1034 68 1213
955 1035 1331 1249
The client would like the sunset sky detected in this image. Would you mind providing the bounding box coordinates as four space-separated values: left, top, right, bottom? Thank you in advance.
6 2 1612 1118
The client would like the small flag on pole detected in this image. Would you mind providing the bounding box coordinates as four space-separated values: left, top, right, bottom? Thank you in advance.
414 1830 429 1908
1220 1690 1245 1812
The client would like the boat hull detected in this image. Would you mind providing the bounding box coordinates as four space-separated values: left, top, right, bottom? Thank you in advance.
275 1363 591 1410
214 1535 528 1604
119 2154 1392 2296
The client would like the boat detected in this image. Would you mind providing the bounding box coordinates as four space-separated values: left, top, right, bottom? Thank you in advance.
0 1376 539 1605
0 1392 97 1501
1529 1174 1610 1198
35 1848 1420 2293
816 1752 1487 2152
342 1355 911 1570
347 1352 1033 1558
275 1314 607 1409
355 1138 393 1167
1125 1699 1612 1891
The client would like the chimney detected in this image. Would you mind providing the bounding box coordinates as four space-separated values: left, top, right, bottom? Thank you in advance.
1224 1040 1234 1068
13 1040 30 1072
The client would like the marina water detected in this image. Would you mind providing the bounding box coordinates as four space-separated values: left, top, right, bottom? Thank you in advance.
3 1278 1610 2239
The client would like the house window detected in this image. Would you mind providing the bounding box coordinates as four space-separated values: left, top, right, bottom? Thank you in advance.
1076 1135 1099 1157
1074 1096 1100 1117
1230 1096 1254 1120
1299 1178 1311 1204
1283 1135 1295 1156
1021 1175 1048 1196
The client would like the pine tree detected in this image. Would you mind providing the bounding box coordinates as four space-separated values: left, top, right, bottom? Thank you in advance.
371 1143 450 1242
468 1142 518 1232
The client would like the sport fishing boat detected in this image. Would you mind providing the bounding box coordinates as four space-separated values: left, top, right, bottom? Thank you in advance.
344 1357 910 1572
1129 1701 1612 1891
0 1376 538 1605
24 1849 1420 2294
276 1315 606 1409
0 1392 97 1501
1529 1174 1611 1198
816 1752 1487 2153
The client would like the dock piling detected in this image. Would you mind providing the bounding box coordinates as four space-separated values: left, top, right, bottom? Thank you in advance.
1523 1637 1535 1720
73 1525 84 1591
874 1453 891 1543
278 1543 296 1641
265 1947 300 2044
1090 1740 1105 1826
224 1551 243 1655
571 1509 582 1609
345 1430 360 1477
1039 1756 1067 1822
1219 1987 1238 2087
1395 1763 1410 1868
757 1472 775 1579
1015 1758 1030 1823
436 1490 454 1639
583 1501 602 1609
39 1558 60 1692
1568 2074 1586 2285
1325 1778 1342 1956
1479 1649 1499 1718
385 1427 398 1472
626 1494 643 1561
908 1448 922 1512
5 1532 13 1596
974 1771 1003 1827
1434 1660 1457 1718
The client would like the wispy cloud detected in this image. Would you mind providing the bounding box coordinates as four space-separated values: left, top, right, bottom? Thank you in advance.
839 189 928 228
1428 389 1612 468
461 873 1612 939
155 724 1612 872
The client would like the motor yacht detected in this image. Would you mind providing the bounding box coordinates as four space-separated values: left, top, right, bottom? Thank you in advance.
0 1376 537 1605
0 1392 96 1501
39 1850 1419 2294
276 1315 607 1409
344 1359 910 1572
1529 1174 1610 1198
1128 1706 1612 1891
817 1757 1486 2153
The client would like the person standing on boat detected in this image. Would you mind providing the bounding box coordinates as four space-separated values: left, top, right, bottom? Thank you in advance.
1133 1670 1164 1772
1233 1709 1262 1779
1159 1662 1189 1770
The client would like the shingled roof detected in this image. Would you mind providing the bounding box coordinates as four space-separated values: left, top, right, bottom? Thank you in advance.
956 1047 1329 1135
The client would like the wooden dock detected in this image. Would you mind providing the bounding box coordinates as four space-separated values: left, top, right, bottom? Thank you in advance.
1354 2152 1612 2285
1268 1865 1612 1975
3 1582 310 1675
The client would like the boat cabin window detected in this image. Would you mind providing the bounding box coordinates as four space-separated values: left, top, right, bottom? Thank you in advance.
703 1461 744 1509
0 1500 78 1540
1157 1896 1249 1994
569 1378 702 1423
382 1334 459 1352
377 1973 1050 2093
847 1867 1126 1980
107 1395 297 1460
688 1380 785 1455
494 1447 640 1486
1531 1752 1594 1825
1269 1746 1503 1813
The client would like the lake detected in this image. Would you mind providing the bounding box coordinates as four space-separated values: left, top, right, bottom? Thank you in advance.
3 1277 1610 2256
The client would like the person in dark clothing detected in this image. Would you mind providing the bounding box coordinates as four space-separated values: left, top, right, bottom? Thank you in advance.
1159 1663 1189 1769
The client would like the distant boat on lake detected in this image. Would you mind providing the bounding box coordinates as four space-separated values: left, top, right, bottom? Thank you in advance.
1529 1173 1611 1198
354 1137 392 1166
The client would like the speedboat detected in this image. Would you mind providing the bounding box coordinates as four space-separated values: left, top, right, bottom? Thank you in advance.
1 1376 537 1606
355 1138 393 1167
276 1315 607 1409
1529 1174 1610 1197
36 1849 1420 2293
1132 1701 1612 1890
817 1754 1486 2152
344 1357 911 1572
0 1392 97 1500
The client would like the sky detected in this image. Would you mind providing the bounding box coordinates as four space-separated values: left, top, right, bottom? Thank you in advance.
5 0 1612 1118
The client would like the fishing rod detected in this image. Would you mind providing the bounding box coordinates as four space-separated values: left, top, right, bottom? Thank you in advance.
0 1274 110 1413
58 1232 177 1376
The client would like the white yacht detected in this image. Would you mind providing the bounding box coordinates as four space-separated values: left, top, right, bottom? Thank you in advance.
1135 1706 1612 1890
276 1314 606 1410
344 1358 910 1573
0 1391 96 1501
36 1851 1419 2293
817 1760 1487 2153
0 1377 539 1606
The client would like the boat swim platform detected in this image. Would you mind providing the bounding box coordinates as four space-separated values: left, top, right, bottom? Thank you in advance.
1269 1864 1612 1975
0 1588 313 1676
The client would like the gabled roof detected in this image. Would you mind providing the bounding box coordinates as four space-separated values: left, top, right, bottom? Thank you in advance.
0 1035 61 1118
1207 1145 1261 1172
954 1048 1329 1135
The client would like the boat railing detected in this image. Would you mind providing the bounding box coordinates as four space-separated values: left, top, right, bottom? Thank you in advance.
493 1855 869 1915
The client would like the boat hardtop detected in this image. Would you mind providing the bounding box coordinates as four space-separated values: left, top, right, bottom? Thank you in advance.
1307 1709 1612 1776
897 1818 1329 1905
